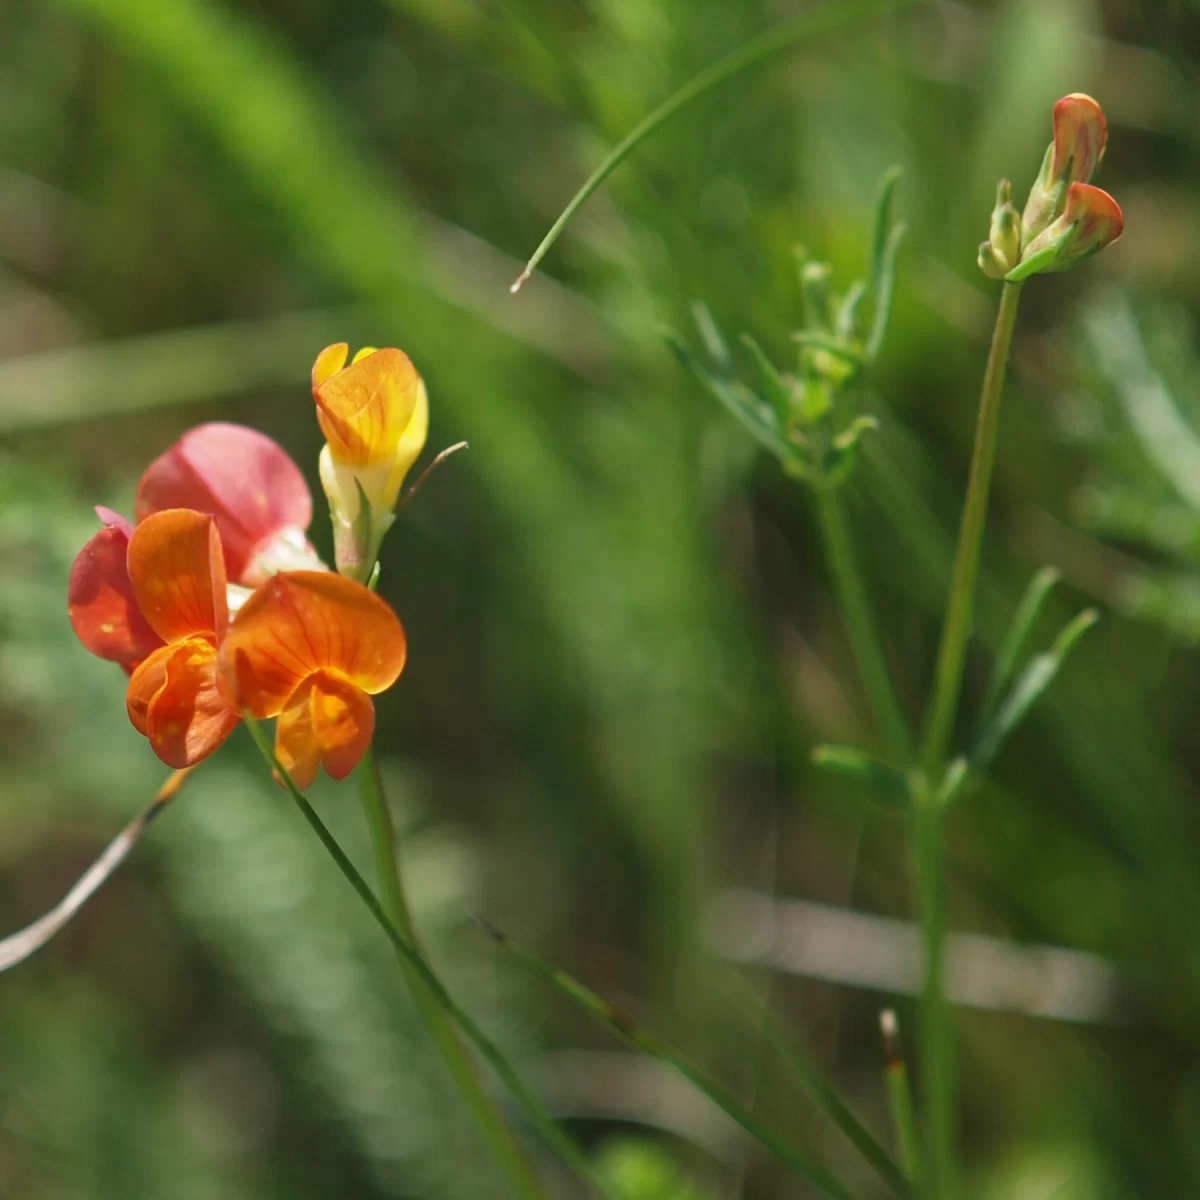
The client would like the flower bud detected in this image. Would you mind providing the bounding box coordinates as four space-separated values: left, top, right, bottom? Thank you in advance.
1006 183 1123 281
1022 93 1107 241
312 343 429 580
978 179 1023 279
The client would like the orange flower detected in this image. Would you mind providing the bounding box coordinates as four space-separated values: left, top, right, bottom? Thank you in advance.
312 344 429 578
219 572 407 789
1022 93 1109 241
124 510 243 768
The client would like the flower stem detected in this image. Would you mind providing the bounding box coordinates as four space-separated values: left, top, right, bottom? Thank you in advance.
356 744 549 1200
915 279 1023 1200
814 484 911 764
921 280 1023 776
241 719 594 1196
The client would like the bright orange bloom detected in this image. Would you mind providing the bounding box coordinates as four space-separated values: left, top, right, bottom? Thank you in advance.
124 510 242 768
219 572 407 789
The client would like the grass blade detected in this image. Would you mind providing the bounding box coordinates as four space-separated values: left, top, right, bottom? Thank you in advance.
812 745 910 809
868 167 903 301
511 0 929 291
864 220 906 363
478 921 866 1200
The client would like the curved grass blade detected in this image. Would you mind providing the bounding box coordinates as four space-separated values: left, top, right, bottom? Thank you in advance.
717 975 912 1198
970 609 1100 772
0 768 193 972
511 0 929 291
240 718 617 1200
741 334 794 429
975 565 1061 734
477 920 865 1200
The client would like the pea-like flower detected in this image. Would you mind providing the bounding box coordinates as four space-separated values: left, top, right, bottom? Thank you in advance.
1022 93 1108 242
312 344 429 580
124 509 243 768
137 422 323 587
220 572 407 789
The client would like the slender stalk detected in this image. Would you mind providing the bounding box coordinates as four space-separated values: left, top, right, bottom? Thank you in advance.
915 279 1023 1200
880 1011 923 1189
240 720 609 1198
356 744 548 1200
921 281 1023 775
814 484 911 763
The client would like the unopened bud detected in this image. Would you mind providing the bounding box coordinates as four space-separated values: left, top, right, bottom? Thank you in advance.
1007 182 1124 281
988 180 1022 269
1022 93 1108 241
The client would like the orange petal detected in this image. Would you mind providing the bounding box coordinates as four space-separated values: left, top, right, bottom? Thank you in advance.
127 637 240 768
313 348 419 468
126 643 176 735
128 510 228 645
1051 93 1106 185
312 342 349 390
68 525 164 665
275 672 374 789
220 571 406 716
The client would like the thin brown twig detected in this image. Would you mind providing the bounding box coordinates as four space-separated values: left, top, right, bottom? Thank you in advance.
0 768 192 971
398 441 469 509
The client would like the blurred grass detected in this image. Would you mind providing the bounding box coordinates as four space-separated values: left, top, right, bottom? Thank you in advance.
5 0 1200 1196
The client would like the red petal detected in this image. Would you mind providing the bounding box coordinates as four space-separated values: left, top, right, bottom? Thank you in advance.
136 423 312 585
68 526 164 665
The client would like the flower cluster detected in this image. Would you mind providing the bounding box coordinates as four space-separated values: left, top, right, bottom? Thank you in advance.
979 94 1123 282
68 345 428 787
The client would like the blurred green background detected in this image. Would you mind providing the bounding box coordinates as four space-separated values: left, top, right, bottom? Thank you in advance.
2 0 1199 1196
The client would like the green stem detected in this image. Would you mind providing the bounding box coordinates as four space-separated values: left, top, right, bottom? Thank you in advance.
914 279 1023 1200
814 484 911 763
356 745 548 1200
921 281 1023 776
240 719 610 1199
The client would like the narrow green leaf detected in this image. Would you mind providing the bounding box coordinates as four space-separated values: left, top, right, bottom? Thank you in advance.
812 745 910 808
869 167 903 301
970 609 1099 771
865 220 906 363
665 332 794 463
976 566 1061 733
692 300 734 371
791 330 865 364
510 0 930 290
480 922 865 1200
837 280 868 342
741 333 793 427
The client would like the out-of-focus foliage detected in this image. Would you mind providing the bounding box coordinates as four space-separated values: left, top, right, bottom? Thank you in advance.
3 0 1200 1196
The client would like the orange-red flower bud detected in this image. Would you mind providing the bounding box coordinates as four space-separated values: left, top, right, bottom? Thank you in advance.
1007 183 1124 281
136 422 322 587
1022 93 1108 241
